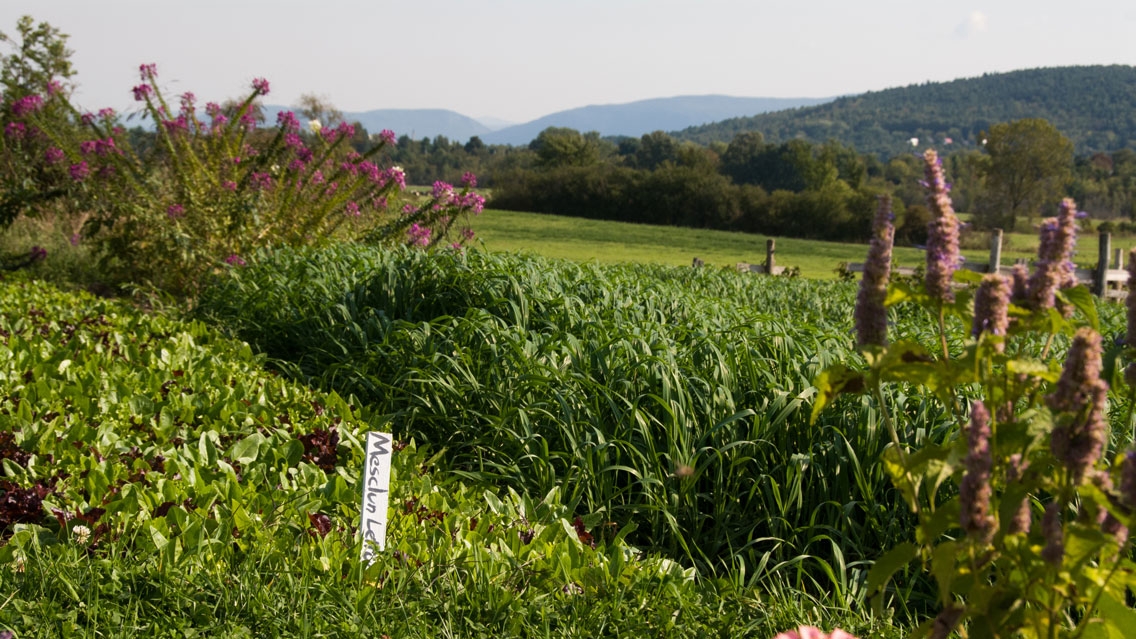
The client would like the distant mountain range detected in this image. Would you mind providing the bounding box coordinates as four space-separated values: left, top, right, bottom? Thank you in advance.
480 96 832 145
672 65 1136 156
264 96 832 146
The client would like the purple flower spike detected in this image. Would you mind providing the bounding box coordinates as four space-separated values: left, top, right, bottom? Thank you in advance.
251 78 270 96
854 195 894 348
1028 198 1080 310
921 150 960 304
972 274 1011 350
1047 327 1109 483
959 401 997 543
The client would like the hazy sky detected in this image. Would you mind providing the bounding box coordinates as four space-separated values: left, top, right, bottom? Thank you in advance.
3 1 1135 124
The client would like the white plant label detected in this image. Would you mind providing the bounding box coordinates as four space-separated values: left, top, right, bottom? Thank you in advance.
360 431 393 564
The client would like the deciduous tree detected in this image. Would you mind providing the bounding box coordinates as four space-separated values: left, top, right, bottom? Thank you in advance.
977 118 1073 231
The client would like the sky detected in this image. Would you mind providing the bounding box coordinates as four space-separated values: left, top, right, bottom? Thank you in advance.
2 0 1136 125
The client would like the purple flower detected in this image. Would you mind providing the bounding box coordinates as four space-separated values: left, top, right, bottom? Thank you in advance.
276 111 300 132
384 166 407 190
359 161 381 183
166 204 185 219
407 223 432 247
81 112 95 126
921 150 960 304
225 254 246 267
162 116 190 134
959 401 997 543
98 107 116 120
251 78 270 96
139 63 158 81
70 233 81 247
206 102 223 119
251 172 272 190
1041 502 1063 565
1048 328 1109 483
11 94 44 116
972 274 1011 350
345 201 361 217
1029 199 1079 310
461 227 475 241
456 192 486 214
854 195 894 348
46 79 64 96
379 129 397 146
433 181 454 199
4 122 26 139
132 84 153 102
44 147 65 164
29 246 47 263
69 162 90 182
462 171 478 188
222 180 237 191
179 91 196 110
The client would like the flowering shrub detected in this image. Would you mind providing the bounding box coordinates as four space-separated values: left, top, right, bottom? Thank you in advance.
6 62 484 295
814 150 1136 637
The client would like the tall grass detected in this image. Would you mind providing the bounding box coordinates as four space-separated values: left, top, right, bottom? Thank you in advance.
201 244 1117 612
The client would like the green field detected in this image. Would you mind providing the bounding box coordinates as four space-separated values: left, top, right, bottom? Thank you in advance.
468 208 1136 279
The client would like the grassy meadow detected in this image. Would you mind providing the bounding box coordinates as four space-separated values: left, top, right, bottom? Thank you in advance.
468 208 1136 278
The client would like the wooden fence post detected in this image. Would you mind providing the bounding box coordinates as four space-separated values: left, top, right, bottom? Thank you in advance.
1096 232 1111 296
1115 248 1124 270
989 229 1003 274
765 239 776 275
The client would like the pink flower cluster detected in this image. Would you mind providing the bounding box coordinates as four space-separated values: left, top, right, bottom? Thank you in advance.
406 223 432 247
773 627 857 639
251 78 270 96
10 94 44 117
132 84 153 102
79 138 119 156
378 129 397 146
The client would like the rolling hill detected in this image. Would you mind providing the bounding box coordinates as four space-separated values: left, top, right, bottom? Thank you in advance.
671 66 1136 157
481 95 832 145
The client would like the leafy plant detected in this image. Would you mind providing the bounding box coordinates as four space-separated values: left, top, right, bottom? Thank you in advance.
815 151 1136 638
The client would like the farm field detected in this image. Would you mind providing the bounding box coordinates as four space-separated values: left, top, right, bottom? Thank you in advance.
467 208 1136 279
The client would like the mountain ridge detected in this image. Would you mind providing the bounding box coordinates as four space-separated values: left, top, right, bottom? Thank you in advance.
671 65 1136 156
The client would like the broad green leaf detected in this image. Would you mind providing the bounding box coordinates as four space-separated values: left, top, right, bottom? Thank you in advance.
230 433 266 464
810 364 865 424
1058 285 1099 332
865 542 916 595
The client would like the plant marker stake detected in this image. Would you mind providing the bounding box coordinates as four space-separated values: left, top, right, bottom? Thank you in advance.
360 431 392 564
